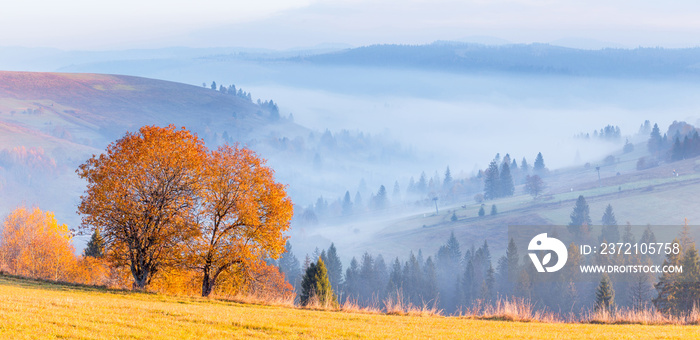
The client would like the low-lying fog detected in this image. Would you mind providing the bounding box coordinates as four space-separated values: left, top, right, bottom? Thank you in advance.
10 52 700 257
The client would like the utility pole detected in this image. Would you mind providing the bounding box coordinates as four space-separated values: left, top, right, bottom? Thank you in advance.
595 166 601 187
433 197 439 215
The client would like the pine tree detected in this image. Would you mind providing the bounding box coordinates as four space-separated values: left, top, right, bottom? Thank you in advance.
478 205 485 217
342 191 353 216
417 172 428 196
423 257 438 303
499 162 515 197
358 252 375 304
599 204 620 244
300 258 338 307
648 123 663 154
481 264 496 303
443 166 453 189
83 228 105 258
392 181 401 202
483 160 500 200
323 243 343 292
386 257 403 296
520 157 529 174
373 185 388 210
595 273 615 312
568 195 591 237
654 238 682 314
503 238 519 296
354 191 363 211
534 152 546 175
462 257 476 304
278 241 302 288
344 257 360 301
677 244 700 313
490 204 497 216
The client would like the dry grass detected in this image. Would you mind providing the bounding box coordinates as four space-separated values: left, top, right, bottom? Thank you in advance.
382 291 443 317
584 306 700 325
461 297 560 323
2 275 700 339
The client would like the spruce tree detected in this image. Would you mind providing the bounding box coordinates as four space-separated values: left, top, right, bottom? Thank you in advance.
648 123 663 154
599 204 620 243
534 152 546 174
521 157 529 174
342 191 353 216
323 243 343 292
595 273 615 312
443 166 453 193
301 258 337 307
499 161 515 197
374 185 388 210
83 229 105 258
568 195 591 236
278 241 302 288
478 205 485 217
483 160 500 200
490 204 497 216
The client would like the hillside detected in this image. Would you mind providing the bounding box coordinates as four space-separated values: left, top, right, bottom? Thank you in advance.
0 275 696 339
0 71 307 234
300 140 700 261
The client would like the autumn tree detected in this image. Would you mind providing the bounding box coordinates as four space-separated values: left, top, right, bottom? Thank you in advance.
0 206 76 281
77 125 207 290
524 175 544 198
190 144 292 297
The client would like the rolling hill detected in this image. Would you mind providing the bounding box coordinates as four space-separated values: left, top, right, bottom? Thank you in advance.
0 71 309 239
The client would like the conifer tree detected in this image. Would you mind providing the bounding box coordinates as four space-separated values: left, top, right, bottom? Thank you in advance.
278 241 302 288
342 191 353 216
373 185 388 210
521 157 529 174
443 166 453 193
648 123 663 154
595 273 615 312
323 243 343 292
300 257 337 307
654 238 682 314
83 228 105 258
490 204 497 216
344 257 360 301
599 204 620 243
568 195 591 236
483 160 500 200
499 161 515 197
478 205 485 217
534 152 546 174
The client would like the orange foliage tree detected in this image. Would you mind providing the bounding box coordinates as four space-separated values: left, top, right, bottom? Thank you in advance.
0 206 76 281
77 125 207 289
77 126 293 295
189 145 293 297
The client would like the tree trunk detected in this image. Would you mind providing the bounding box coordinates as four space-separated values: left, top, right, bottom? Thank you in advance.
201 262 215 297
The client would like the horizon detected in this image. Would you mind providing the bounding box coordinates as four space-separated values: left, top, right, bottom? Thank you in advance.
2 1 700 51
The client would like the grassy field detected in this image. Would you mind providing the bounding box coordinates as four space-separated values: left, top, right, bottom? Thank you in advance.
1 275 698 339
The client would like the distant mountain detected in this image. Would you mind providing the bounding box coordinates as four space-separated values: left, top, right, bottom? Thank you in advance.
294 42 700 77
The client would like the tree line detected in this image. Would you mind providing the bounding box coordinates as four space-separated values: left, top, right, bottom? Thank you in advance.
278 196 700 317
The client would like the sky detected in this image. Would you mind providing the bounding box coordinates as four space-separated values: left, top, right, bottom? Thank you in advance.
2 0 700 50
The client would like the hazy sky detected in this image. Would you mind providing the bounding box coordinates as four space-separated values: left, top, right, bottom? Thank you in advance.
3 0 700 50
